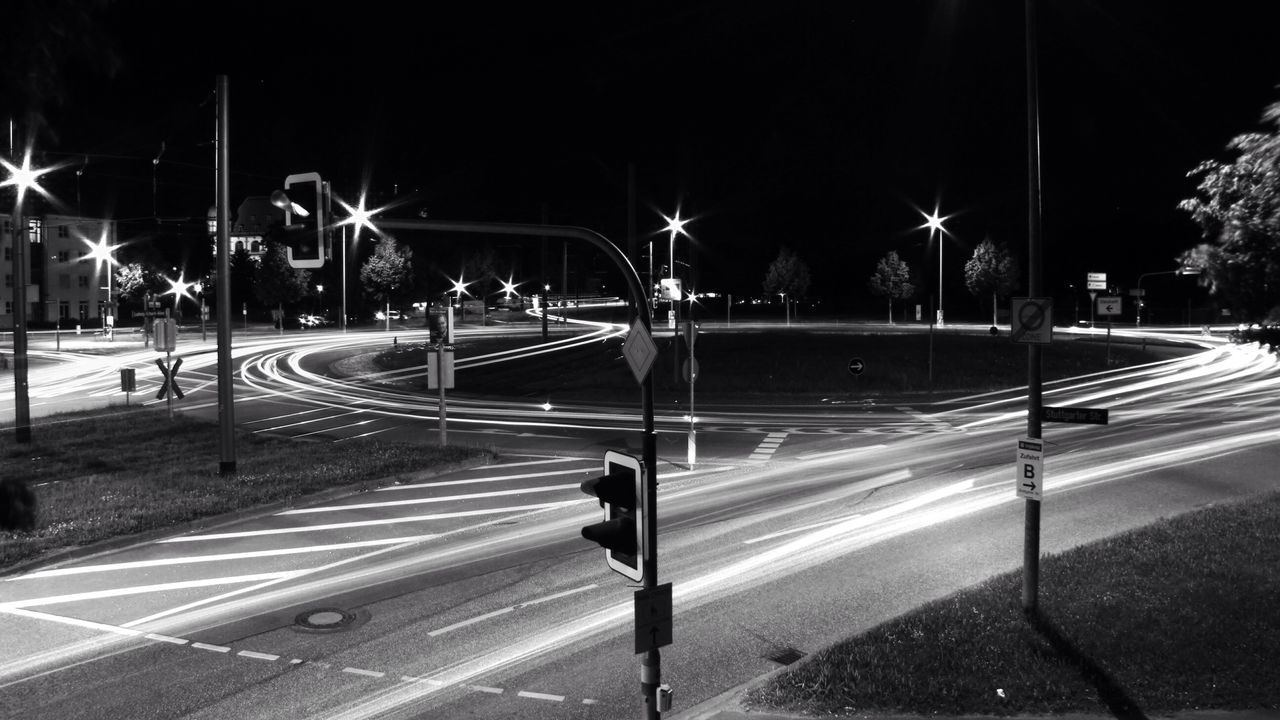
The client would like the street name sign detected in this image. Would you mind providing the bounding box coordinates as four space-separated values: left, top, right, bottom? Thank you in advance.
1042 406 1109 425
1010 297 1053 345
1087 272 1107 290
1015 437 1043 501
1096 295 1122 316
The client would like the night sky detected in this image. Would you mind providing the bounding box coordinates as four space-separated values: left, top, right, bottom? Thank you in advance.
12 0 1280 318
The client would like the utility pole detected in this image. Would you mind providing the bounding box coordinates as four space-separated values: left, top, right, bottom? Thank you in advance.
216 74 237 474
1023 0 1044 614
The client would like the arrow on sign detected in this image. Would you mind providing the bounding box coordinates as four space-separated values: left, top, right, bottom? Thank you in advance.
1105 303 1116 313
848 357 865 375
1021 479 1037 493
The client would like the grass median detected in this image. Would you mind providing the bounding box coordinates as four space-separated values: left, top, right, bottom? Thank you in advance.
745 492 1280 716
0 405 491 571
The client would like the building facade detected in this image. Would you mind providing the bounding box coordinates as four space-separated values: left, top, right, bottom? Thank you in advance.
2 212 118 327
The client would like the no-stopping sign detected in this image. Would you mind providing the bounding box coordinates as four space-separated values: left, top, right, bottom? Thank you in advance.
1010 297 1053 345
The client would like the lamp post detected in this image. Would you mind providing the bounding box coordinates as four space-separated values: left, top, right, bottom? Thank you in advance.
1136 268 1200 327
316 284 324 319
3 149 53 443
84 231 120 341
921 207 949 327
336 193 380 333
660 210 690 383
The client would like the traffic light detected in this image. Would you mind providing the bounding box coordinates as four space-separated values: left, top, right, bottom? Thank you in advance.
282 172 326 268
581 450 644 581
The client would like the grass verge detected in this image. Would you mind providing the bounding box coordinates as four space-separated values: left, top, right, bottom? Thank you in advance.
746 492 1280 716
380 328 1165 400
0 405 491 570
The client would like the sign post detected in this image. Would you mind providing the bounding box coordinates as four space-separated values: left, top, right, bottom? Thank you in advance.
153 311 181 420
429 344 456 446
1096 295 1122 364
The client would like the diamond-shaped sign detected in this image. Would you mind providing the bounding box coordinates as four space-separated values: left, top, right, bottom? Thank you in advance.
622 318 658 384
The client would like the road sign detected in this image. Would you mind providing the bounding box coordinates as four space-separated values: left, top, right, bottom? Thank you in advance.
1016 437 1043 500
155 357 184 400
847 357 865 375
427 347 455 389
659 278 682 301
1096 295 1122 316
153 318 177 352
1087 272 1107 290
1042 406 1109 425
1010 297 1053 345
623 318 658 384
1129 288 1145 297
634 582 673 654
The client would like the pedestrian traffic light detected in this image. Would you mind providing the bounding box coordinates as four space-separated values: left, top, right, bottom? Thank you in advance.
580 450 644 582
280 172 326 269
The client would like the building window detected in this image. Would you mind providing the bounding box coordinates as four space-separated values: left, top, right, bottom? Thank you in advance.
60 274 72 290
4 301 10 315
3 220 10 234
79 301 89 320
58 250 70 263
251 240 262 253
77 250 88 263
28 218 42 243
59 301 70 320
58 225 69 238
78 275 90 288
3 247 9 261
4 274 10 288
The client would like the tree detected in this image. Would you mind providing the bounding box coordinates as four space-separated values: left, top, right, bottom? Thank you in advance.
1178 100 1280 322
202 245 258 316
964 237 1019 326
113 262 163 321
762 246 812 321
254 242 310 328
867 251 915 324
360 237 413 321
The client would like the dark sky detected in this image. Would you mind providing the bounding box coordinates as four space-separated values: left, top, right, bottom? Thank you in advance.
13 0 1280 317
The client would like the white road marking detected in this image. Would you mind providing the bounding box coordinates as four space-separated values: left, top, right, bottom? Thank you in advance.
428 584 597 637
145 633 188 645
343 667 386 679
192 642 230 653
278 483 582 515
469 685 503 694
518 690 565 702
238 650 280 661
161 502 577 541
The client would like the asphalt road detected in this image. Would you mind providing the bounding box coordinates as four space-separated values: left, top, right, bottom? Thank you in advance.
2 322 1276 718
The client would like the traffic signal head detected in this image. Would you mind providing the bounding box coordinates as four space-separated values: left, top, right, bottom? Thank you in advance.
280 172 326 269
580 450 644 582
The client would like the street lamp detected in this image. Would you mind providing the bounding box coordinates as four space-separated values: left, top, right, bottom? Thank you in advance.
335 193 383 333
3 149 54 443
1136 267 1201 327
316 284 324 318
82 230 121 340
920 206 951 327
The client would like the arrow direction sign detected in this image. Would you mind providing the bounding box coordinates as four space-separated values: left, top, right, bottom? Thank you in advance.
634 582 673 654
847 357 865 376
1015 437 1043 501
1096 295 1122 317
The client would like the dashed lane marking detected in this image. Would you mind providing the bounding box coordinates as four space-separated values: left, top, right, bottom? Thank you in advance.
0 606 604 706
748 431 789 461
427 584 597 637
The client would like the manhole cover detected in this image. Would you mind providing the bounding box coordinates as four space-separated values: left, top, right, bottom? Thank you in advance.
295 607 356 631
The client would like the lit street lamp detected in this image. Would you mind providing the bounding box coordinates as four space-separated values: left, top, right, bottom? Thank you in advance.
335 193 383 333
83 230 121 341
2 149 55 443
920 206 951 327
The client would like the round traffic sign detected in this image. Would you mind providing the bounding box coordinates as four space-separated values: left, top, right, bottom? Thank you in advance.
848 357 866 376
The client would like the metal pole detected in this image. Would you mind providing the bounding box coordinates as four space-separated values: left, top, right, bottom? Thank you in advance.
437 342 447 446
1023 0 1044 615
216 74 237 475
687 321 695 468
938 229 944 327
374 218 660 714
342 224 348 332
10 195 30 442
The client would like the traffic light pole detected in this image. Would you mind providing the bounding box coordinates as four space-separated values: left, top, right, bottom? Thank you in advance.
377 218 662 716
